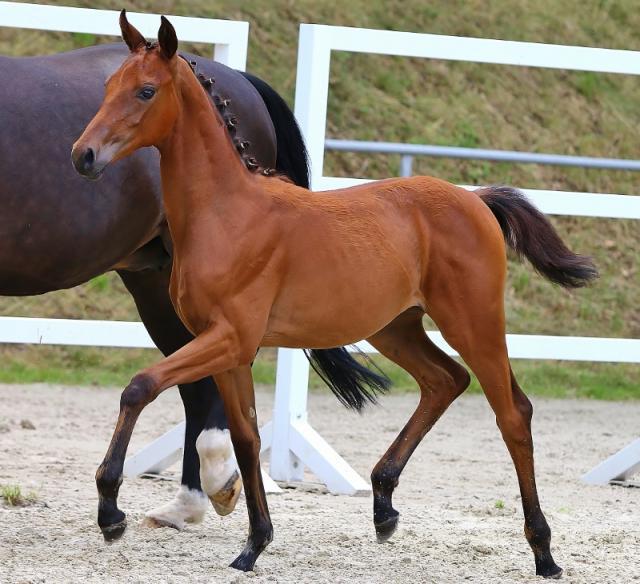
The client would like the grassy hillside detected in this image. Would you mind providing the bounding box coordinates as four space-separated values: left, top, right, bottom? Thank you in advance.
0 0 637 397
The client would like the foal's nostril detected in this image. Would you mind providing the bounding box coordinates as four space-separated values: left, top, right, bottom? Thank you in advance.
84 148 95 168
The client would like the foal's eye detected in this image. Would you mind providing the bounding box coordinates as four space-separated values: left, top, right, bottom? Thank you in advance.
138 87 156 101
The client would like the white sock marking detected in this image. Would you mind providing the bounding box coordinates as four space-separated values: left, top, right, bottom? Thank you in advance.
196 428 237 496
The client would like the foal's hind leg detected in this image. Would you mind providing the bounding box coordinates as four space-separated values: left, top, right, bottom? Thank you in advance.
426 282 562 578
366 308 470 542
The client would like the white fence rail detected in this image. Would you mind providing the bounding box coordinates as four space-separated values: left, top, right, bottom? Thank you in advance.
3 317 639 364
325 138 640 178
0 1 248 68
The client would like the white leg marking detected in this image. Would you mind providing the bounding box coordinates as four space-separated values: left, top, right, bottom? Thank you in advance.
196 428 238 496
143 485 208 530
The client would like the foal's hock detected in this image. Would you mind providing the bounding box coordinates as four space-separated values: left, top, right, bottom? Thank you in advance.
72 11 596 576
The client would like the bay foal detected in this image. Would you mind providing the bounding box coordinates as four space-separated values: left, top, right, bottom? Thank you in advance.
72 13 596 576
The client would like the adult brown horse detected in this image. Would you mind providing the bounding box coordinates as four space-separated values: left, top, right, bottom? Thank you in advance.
73 13 597 577
0 40 387 527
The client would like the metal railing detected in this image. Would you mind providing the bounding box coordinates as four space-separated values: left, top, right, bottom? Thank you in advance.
325 138 640 177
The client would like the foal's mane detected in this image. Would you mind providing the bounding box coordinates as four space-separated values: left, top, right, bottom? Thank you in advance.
177 54 292 184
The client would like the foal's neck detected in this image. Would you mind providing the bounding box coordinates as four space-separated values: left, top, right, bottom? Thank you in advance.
158 60 256 240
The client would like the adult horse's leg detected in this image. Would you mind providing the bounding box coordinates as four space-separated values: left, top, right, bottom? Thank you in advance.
366 308 470 542
117 265 241 529
426 266 562 578
96 324 249 542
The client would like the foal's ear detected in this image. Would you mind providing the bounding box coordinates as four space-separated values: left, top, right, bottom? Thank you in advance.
120 9 146 52
158 16 178 60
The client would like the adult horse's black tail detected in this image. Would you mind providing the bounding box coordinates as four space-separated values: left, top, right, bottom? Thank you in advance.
242 72 391 410
478 185 598 288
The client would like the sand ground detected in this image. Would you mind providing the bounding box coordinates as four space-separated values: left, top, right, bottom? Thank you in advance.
0 383 638 583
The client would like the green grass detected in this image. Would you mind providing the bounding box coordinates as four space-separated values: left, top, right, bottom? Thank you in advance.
1 345 637 400
346 355 640 401
0 345 158 386
0 0 637 398
1 485 37 507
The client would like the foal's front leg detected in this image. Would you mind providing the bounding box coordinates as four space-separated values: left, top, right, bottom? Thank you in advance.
95 327 242 541
214 366 272 571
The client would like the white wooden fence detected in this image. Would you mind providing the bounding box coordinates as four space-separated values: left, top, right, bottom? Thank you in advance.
284 24 640 488
0 1 248 68
1 5 638 490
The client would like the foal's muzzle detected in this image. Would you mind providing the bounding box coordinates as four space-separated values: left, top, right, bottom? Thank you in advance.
71 146 105 180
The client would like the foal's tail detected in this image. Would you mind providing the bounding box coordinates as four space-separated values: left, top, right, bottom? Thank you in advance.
477 186 598 288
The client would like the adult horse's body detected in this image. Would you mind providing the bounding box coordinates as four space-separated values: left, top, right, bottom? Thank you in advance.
0 43 377 527
0 44 277 292
74 14 597 576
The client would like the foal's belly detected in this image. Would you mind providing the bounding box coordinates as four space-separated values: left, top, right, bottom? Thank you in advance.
261 266 420 349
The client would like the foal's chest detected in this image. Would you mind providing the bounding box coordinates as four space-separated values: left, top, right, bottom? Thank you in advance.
168 259 222 335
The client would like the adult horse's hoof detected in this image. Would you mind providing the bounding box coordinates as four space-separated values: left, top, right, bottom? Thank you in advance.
141 516 181 530
196 429 243 516
375 513 399 543
211 471 243 516
101 519 127 542
142 485 208 530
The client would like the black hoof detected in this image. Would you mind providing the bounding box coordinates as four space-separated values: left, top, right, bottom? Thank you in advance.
539 565 563 580
101 519 127 542
229 552 257 572
375 513 399 543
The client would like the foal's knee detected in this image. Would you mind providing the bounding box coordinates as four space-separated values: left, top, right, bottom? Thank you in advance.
120 373 156 410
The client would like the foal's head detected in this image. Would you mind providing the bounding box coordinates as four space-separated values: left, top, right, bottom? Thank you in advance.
72 11 181 179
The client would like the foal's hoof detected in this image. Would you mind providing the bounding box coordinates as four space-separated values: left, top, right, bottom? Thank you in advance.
375 513 399 543
211 470 243 516
229 554 256 573
101 519 127 542
539 565 563 579
142 485 208 530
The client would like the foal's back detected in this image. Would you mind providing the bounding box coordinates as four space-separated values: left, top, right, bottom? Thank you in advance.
260 175 504 348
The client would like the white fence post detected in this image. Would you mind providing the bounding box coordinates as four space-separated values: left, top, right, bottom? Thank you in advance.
293 24 332 188
268 349 307 482
582 439 640 485
260 347 370 494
